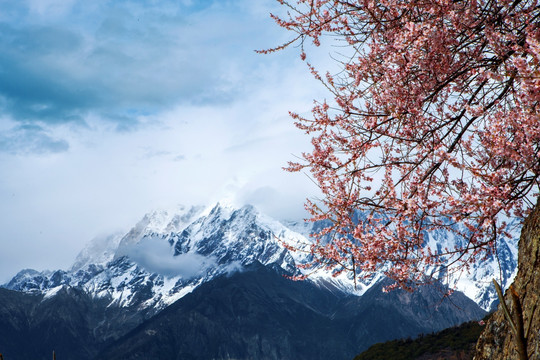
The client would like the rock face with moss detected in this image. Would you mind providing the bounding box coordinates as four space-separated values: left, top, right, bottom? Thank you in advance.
474 203 540 359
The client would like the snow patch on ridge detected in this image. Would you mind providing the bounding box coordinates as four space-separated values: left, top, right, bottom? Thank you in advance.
43 285 64 300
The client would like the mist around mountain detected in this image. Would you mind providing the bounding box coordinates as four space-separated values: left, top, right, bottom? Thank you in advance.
0 201 516 359
5 202 518 311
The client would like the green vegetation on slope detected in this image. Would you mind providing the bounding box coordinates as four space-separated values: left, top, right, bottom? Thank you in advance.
354 317 490 360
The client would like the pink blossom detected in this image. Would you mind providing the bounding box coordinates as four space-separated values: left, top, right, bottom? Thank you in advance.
266 0 540 288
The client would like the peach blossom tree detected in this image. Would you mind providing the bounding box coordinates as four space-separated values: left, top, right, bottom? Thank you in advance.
264 0 540 288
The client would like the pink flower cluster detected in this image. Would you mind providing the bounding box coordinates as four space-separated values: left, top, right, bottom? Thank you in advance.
269 0 540 288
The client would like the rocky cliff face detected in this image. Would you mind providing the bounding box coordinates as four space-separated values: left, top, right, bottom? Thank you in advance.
474 203 540 359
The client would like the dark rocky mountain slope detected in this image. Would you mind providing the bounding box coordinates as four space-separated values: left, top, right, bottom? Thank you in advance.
0 203 495 359
0 286 156 360
99 262 485 360
0 262 484 360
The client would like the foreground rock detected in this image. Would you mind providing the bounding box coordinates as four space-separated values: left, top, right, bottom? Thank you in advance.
475 203 540 359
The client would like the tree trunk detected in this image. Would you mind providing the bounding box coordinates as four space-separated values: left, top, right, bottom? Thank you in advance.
474 201 540 359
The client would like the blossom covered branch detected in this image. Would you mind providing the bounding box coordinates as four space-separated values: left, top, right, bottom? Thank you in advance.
265 0 540 288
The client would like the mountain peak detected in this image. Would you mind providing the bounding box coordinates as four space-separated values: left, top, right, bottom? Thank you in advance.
139 204 205 235
71 233 124 272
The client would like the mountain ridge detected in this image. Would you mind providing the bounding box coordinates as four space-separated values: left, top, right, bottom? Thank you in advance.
97 261 486 360
0 261 485 360
0 202 500 359
3 201 519 312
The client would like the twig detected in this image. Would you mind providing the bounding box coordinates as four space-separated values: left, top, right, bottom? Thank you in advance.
493 279 529 360
493 279 518 335
509 285 528 360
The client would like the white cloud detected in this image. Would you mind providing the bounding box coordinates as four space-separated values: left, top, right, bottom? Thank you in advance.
121 236 216 278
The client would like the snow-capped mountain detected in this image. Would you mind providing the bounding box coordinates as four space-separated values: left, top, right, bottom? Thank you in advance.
286 210 520 310
5 203 318 312
423 221 519 310
4 202 519 311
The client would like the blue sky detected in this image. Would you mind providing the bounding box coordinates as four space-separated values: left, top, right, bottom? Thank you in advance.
0 0 328 283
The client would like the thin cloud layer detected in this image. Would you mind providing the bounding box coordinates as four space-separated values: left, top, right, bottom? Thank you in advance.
123 236 216 278
0 123 69 154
